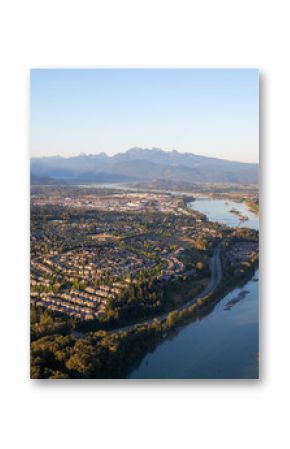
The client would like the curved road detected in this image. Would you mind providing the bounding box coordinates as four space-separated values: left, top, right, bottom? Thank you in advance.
109 243 222 335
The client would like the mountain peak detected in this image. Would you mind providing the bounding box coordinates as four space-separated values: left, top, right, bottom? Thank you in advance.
31 147 258 184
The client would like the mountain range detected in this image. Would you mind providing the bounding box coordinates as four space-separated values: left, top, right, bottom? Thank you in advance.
31 147 259 184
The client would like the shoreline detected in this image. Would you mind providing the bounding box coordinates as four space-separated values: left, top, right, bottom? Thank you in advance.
124 260 258 378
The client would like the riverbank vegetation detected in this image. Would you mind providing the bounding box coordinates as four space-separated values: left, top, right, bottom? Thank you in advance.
245 199 259 214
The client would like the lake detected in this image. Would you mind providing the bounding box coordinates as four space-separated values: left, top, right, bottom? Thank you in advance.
129 198 259 379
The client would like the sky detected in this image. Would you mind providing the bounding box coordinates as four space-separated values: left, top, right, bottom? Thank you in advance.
30 68 259 163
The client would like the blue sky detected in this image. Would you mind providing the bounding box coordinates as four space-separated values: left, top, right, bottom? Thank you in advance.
30 68 259 163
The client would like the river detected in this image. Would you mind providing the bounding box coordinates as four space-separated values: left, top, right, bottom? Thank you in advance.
129 198 259 379
189 197 259 230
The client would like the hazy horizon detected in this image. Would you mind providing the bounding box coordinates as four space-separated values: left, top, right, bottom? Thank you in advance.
31 146 258 165
30 69 259 163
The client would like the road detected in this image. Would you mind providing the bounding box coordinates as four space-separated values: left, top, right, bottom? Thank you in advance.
109 243 222 335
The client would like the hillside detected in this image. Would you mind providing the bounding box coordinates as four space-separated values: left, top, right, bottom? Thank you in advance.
31 148 259 184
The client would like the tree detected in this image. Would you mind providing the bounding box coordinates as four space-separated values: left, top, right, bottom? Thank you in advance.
166 311 178 329
196 261 204 271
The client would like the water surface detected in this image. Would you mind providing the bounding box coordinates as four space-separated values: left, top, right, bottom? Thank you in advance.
189 198 259 230
129 271 259 379
129 198 259 379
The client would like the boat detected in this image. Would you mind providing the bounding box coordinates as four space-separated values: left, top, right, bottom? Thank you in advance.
223 290 250 310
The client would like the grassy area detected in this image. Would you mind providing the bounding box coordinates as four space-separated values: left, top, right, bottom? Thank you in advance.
245 200 259 215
